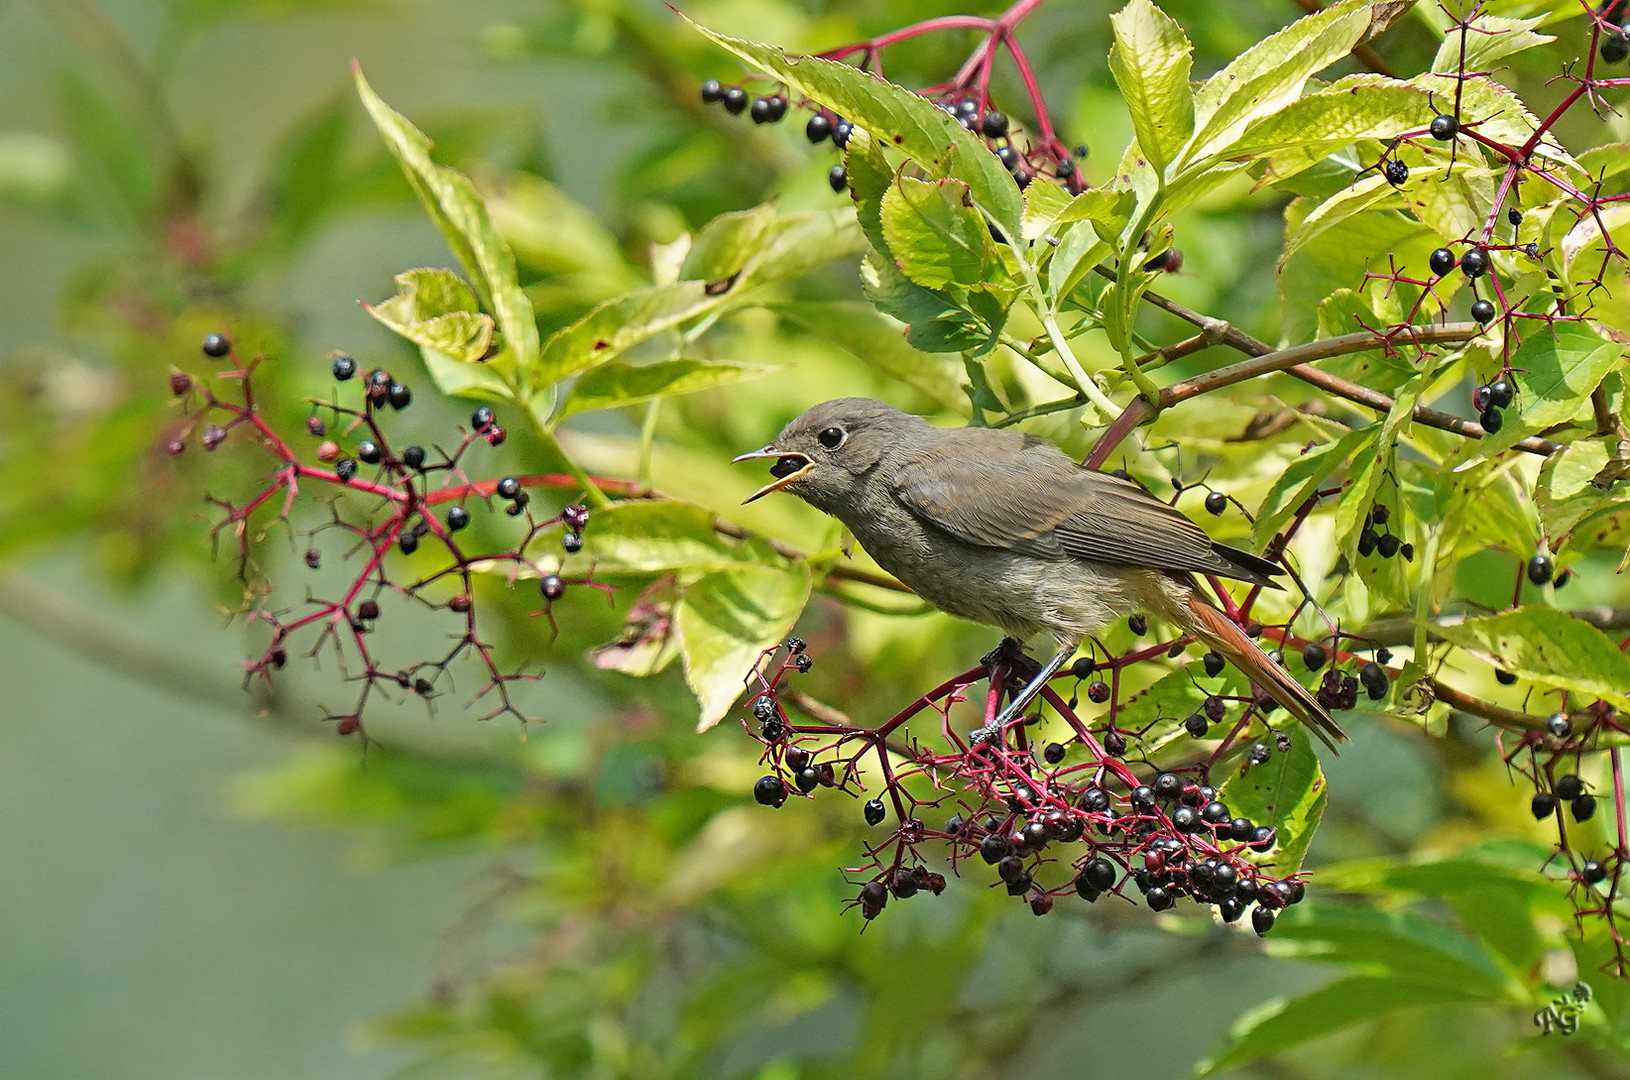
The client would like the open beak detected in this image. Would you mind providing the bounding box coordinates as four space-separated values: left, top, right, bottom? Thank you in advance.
732 446 815 504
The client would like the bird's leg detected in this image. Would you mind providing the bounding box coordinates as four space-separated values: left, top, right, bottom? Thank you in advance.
971 643 1075 744
979 637 1031 674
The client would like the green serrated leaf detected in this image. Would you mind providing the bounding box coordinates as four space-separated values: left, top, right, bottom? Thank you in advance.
679 565 812 731
534 282 730 389
1280 174 1403 268
1431 13 1554 74
1465 324 1622 461
1185 0 1408 169
560 501 754 576
771 299 963 406
860 251 997 354
365 268 494 363
1434 606 1630 701
354 67 539 377
1218 725 1326 874
557 357 767 420
1108 0 1195 177
880 175 1008 291
685 17 1023 237
1254 426 1378 549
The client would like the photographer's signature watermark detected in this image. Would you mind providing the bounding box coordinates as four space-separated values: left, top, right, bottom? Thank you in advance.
1533 982 1592 1035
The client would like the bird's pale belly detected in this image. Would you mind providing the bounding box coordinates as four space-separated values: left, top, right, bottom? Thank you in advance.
853 523 1152 648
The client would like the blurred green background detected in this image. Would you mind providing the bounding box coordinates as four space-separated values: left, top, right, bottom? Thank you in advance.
2 1 1626 1077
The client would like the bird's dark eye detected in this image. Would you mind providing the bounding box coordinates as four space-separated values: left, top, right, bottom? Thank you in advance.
818 427 845 449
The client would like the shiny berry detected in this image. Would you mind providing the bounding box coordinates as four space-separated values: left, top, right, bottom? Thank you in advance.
1460 248 1489 277
202 333 231 358
562 532 583 554
331 354 356 380
1429 247 1456 276
1205 492 1227 515
1082 857 1117 891
863 799 886 826
1302 643 1327 670
1479 407 1503 434
1154 773 1183 800
1044 742 1066 765
1086 681 1110 703
540 574 565 600
1128 613 1147 636
1185 714 1208 737
1383 158 1408 185
1473 385 1492 411
1471 299 1496 324
495 476 520 499
1249 826 1275 852
1429 113 1459 140
1488 379 1514 407
981 110 1009 138
828 166 847 193
1145 885 1173 911
401 445 426 470
1581 860 1608 885
1201 800 1230 825
1172 806 1199 832
980 833 1012 864
1495 668 1517 685
357 440 382 465
471 405 495 431
831 121 852 147
1252 906 1276 935
335 458 357 482
722 87 748 115
1527 554 1553 586
700 79 725 104
398 532 418 555
387 382 412 410
753 775 787 806
1546 712 1571 739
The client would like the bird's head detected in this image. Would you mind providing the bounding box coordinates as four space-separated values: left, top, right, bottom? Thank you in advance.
732 398 915 515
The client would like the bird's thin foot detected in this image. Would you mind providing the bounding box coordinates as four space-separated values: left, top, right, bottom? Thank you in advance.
980 637 1028 673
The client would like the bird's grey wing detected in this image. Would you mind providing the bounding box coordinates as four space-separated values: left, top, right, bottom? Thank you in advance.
892 436 1279 585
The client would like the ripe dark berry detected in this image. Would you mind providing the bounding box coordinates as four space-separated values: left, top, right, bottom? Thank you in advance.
1429 247 1456 276
401 445 426 471
331 354 356 380
1472 385 1492 412
1203 651 1225 677
1004 872 1033 896
1546 712 1571 739
1555 569 1572 589
1400 542 1414 560
1201 800 1230 825
1081 786 1110 814
1479 406 1503 434
1219 896 1247 923
540 574 565 601
1074 876 1100 901
1204 491 1227 515
753 775 786 806
1230 817 1255 842
1429 113 1459 140
995 145 1021 171
445 506 470 531
1572 794 1597 822
1145 885 1173 911
981 110 1009 138
398 532 419 555
794 654 812 673
357 440 382 465
1495 668 1517 685
1581 860 1608 885
335 458 357 482
863 799 886 826
471 405 495 431
1130 785 1156 808
1021 821 1049 850
831 120 852 148
828 166 848 193
1154 773 1183 800
1302 643 1328 670
700 79 725 104
749 95 786 124
1204 695 1226 722
1527 554 1553 586
1071 657 1096 679
752 695 776 723
387 382 412 410
1602 31 1630 64
793 765 820 793
1376 533 1400 558
1488 379 1514 407
1185 714 1209 737
859 880 888 907
980 833 1012 864
1249 826 1276 852
1359 662 1389 699
1103 730 1126 756
1044 742 1066 765
1086 680 1110 704
1459 248 1489 278
1252 906 1276 935
562 532 583 553
202 333 231 358
1082 857 1117 891
1471 299 1496 324
495 476 520 499
722 87 748 114
1555 773 1584 801
998 854 1028 884
1358 527 1379 556
1383 158 1408 185
1055 157 1075 178
1128 613 1147 636
1172 806 1199 832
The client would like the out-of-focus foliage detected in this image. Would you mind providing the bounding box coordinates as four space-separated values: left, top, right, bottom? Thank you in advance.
8 0 1630 1077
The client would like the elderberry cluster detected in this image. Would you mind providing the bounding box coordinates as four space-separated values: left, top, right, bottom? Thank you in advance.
699 75 1087 197
1357 502 1412 561
741 640 1308 935
166 332 607 734
1470 375 1516 435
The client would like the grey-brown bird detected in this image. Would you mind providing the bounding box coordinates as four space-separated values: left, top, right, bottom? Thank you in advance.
733 398 1345 750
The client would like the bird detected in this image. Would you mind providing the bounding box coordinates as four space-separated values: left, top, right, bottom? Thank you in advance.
732 397 1345 750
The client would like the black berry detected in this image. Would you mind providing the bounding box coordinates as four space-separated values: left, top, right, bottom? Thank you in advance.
1043 742 1066 765
1185 714 1209 737
980 833 1012 864
700 79 725 104
1495 668 1517 685
1252 906 1276 935
805 114 831 143
1479 407 1503 434
1471 299 1496 324
1086 681 1110 704
980 110 1008 138
1572 794 1597 822
1429 247 1456 276
1249 826 1275 852
1153 772 1183 800
540 574 565 600
828 166 848 193
831 120 852 148
722 87 748 115
398 532 418 555
1488 379 1514 408
1581 860 1608 885
495 476 520 499
863 799 886 826
1429 113 1459 140
1602 31 1630 64
471 405 495 431
1201 800 1231 825
1145 885 1173 911
1383 158 1408 185
331 354 356 380
1128 613 1147 636
1203 651 1225 677
1359 662 1389 699
401 445 426 470
1473 385 1492 412
1546 712 1571 739
1082 857 1117 891
357 440 382 465
202 333 231 358
1555 773 1584 801
446 506 469 531
335 458 357 482
387 382 412 410
1460 248 1489 278
1527 554 1553 586
1302 643 1328 671
1205 492 1227 515
562 532 583 554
